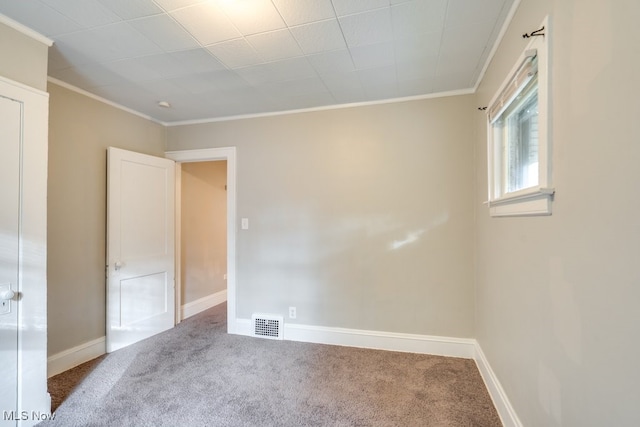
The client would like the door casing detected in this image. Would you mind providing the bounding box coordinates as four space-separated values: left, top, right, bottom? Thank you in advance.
165 147 237 333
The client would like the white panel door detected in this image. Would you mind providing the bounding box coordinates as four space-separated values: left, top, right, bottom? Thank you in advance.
107 147 176 353
0 95 20 426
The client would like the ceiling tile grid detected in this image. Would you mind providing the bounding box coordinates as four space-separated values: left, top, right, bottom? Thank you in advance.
0 0 516 122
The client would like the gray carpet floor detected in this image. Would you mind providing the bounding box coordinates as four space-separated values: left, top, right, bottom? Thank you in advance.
43 303 501 426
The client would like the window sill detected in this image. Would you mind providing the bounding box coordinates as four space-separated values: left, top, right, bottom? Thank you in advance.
487 187 555 217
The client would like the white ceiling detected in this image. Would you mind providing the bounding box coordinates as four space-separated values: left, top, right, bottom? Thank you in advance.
0 0 515 124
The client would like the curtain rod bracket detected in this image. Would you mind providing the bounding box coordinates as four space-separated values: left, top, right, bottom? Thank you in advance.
523 26 545 39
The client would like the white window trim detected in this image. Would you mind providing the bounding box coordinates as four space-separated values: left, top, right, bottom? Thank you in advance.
486 16 553 217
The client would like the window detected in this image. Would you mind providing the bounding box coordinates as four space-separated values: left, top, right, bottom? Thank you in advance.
487 17 553 217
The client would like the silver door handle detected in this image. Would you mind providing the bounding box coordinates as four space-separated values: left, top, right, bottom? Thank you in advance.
114 261 123 271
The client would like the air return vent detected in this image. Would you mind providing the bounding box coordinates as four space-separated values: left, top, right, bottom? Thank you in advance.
251 314 284 340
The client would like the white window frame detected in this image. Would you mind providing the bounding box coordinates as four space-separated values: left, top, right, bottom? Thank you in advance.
486 16 553 217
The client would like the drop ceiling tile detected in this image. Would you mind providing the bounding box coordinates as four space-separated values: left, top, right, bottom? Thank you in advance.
152 0 204 12
445 0 506 27
332 0 390 17
396 59 436 81
290 19 347 55
166 73 220 94
397 78 432 96
92 22 164 59
49 63 126 88
390 0 447 38
307 49 355 76
350 42 395 70
363 83 399 101
0 0 83 36
271 0 335 26
257 76 328 98
129 14 199 52
51 24 164 72
0 0 515 121
102 57 165 82
90 81 152 106
357 65 396 87
207 38 262 69
136 78 187 98
235 63 280 86
331 88 367 104
97 0 164 19
169 49 226 73
246 29 303 62
272 91 336 110
435 51 481 77
393 32 441 62
320 71 362 93
321 72 366 103
431 72 472 92
219 0 286 35
40 0 122 28
206 69 249 90
141 53 200 78
266 57 318 82
173 69 251 96
339 8 393 47
440 20 495 56
170 2 240 45
54 29 118 63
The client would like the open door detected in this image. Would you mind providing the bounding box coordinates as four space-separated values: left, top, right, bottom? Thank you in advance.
106 147 175 353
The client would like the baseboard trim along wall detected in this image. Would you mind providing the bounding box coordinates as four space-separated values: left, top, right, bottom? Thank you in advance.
233 318 476 358
181 289 227 320
473 343 523 427
48 312 520 426
47 336 106 378
233 318 520 426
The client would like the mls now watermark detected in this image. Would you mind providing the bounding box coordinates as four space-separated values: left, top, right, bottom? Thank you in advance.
3 411 56 421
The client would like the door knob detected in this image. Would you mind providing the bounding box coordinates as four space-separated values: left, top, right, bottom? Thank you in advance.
114 261 123 271
0 289 15 300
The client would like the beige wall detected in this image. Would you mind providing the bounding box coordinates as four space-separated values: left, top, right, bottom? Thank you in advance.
474 0 640 425
168 95 476 337
0 22 48 91
47 82 166 356
181 161 227 304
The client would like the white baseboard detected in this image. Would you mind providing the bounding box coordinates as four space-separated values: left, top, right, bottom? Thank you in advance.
48 314 520 427
233 317 521 424
285 323 477 358
47 336 106 378
233 318 475 359
474 342 523 427
181 289 227 320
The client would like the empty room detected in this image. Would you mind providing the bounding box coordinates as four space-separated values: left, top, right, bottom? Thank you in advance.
0 0 638 426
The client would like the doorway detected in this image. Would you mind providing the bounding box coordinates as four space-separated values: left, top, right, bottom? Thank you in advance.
166 147 237 333
179 160 227 320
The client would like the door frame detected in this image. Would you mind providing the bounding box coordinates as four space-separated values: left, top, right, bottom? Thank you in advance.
165 147 237 334
0 75 51 420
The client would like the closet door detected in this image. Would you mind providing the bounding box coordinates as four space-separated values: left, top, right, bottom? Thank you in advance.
0 93 21 427
0 76 50 425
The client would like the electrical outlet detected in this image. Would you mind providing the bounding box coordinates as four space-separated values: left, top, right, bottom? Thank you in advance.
288 306 296 319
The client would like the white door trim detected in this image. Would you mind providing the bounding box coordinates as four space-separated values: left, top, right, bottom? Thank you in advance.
165 148 237 334
0 75 51 423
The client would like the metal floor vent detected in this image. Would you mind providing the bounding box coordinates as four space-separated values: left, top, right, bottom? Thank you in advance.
251 314 284 340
